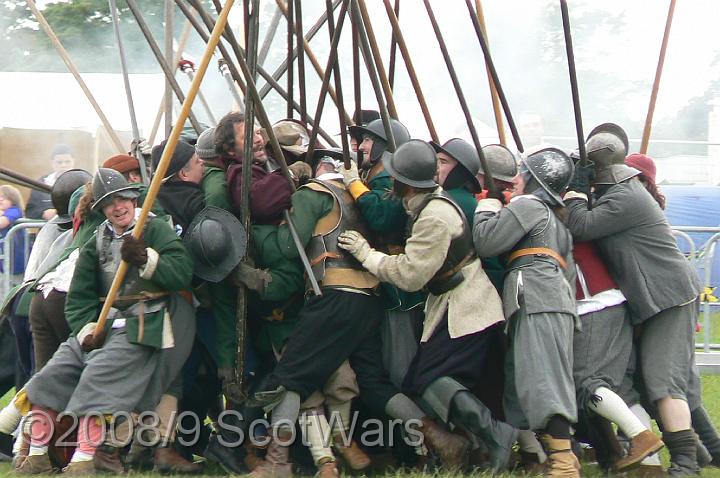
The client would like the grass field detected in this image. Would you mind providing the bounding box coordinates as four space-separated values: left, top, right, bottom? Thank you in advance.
2 375 720 476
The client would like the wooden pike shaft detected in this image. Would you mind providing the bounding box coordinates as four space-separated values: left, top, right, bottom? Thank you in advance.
381 0 438 143
560 0 587 166
387 0 399 91
94 0 235 334
325 0 352 168
26 0 124 153
357 0 398 120
474 0 506 146
423 0 495 192
640 0 677 155
149 21 192 145
275 0 353 126
0 167 52 193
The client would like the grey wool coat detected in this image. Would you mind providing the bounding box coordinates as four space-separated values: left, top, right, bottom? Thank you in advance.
564 178 699 324
473 196 577 322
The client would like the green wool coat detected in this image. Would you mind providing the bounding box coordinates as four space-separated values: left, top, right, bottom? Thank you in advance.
65 218 193 349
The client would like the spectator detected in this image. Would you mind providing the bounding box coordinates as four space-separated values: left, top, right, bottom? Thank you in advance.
0 184 27 276
25 144 75 220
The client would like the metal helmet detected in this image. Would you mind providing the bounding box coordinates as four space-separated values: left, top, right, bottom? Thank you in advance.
382 139 438 189
521 146 574 207
585 123 638 185
184 206 247 282
348 118 411 148
311 148 356 172
430 138 482 191
481 144 518 182
50 168 93 223
91 168 141 211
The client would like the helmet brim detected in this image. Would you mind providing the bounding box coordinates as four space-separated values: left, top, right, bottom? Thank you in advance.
91 186 141 211
382 152 438 189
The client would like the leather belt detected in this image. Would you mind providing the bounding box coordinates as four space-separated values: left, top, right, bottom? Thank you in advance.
508 247 567 270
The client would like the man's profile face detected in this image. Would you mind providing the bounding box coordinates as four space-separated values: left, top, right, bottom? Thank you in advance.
52 153 74 175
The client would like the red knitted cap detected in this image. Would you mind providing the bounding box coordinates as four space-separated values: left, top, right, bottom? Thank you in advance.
625 153 656 184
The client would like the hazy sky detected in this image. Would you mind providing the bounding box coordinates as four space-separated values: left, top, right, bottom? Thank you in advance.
2 0 718 150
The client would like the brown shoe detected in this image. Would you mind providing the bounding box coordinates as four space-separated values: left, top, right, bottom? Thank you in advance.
154 445 203 474
615 431 665 472
314 458 339 478
539 435 581 478
125 440 153 471
93 445 124 474
332 434 371 471
61 460 95 476
247 429 293 478
419 417 470 470
16 453 54 475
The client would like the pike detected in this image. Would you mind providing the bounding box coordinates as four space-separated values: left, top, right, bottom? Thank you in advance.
191 0 323 297
219 59 245 112
464 0 523 152
149 21 193 145
93 0 235 352
357 0 399 120
125 0 202 134
0 168 52 193
179 60 218 125
164 0 174 137
325 0 352 167
286 0 294 118
381 0 438 142
305 0 352 163
108 0 148 184
352 10 361 125
275 0 353 126
25 0 124 154
257 6 283 68
293 0 308 125
559 0 588 169
472 0 506 146
387 0 400 91
423 0 496 193
259 1 342 100
351 0 396 152
229 0 261 404
190 0 339 147
640 0 677 154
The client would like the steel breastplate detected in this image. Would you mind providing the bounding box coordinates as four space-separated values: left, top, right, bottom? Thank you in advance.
409 192 474 294
96 222 165 312
302 180 372 282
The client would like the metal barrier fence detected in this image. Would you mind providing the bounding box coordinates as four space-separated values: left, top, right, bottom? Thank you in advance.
0 220 46 296
671 226 720 373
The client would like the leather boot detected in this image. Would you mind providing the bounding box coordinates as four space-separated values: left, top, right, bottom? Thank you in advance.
697 440 712 468
15 453 54 475
614 430 664 472
93 444 125 474
247 428 293 478
419 417 469 470
61 460 96 476
314 458 339 478
663 430 700 476
125 440 153 471
204 432 249 474
691 406 720 466
332 433 371 471
539 435 581 478
154 444 203 474
449 391 518 473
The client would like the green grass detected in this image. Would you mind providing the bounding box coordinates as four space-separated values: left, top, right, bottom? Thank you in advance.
1 372 720 476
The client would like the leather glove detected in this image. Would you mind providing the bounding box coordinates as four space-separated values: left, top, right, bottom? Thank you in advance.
337 230 371 263
288 161 312 186
233 262 272 294
121 235 148 267
338 161 360 187
80 325 108 353
567 160 595 193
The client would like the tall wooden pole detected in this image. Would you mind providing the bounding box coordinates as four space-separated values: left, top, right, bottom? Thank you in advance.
94 0 236 335
26 0 124 153
474 0 506 146
640 0 677 154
